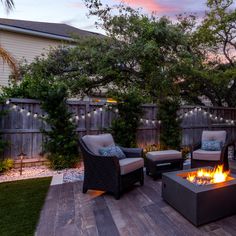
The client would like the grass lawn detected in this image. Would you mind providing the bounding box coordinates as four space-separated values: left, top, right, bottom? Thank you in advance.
0 177 52 236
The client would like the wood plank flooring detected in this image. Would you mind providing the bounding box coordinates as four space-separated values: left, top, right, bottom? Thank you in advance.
36 161 236 236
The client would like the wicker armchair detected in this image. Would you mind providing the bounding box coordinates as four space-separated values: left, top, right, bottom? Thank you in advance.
79 134 144 199
191 130 234 170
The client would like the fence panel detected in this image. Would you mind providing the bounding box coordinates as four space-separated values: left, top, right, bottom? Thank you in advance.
1 99 236 160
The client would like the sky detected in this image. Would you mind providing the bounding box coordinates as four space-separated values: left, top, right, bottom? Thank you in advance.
0 0 207 34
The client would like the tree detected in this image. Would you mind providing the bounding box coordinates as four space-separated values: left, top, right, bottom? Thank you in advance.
0 0 18 78
1 0 14 11
178 0 236 107
13 1 198 103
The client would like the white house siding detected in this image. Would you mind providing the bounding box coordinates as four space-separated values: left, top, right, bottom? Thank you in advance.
0 30 64 87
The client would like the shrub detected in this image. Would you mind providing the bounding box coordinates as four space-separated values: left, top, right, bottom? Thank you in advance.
0 158 14 173
158 97 182 150
109 89 144 147
2 76 80 170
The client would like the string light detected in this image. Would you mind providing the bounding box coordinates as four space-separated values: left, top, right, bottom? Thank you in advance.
4 99 236 126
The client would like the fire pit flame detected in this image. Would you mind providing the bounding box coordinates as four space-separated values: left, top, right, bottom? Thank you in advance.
186 165 229 185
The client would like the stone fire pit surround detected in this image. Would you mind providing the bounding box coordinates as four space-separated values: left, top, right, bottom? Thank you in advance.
162 168 236 226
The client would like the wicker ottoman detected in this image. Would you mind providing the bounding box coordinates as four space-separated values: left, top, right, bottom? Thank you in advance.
146 150 184 179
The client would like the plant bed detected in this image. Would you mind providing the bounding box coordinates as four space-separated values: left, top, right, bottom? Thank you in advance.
0 177 52 236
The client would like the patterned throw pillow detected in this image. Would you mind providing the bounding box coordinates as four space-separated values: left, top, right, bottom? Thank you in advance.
201 140 222 151
99 146 126 159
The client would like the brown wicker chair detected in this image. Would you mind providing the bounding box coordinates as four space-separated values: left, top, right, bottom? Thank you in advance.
79 134 144 200
190 130 234 170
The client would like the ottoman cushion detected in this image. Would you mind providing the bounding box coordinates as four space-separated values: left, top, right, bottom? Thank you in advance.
146 150 182 162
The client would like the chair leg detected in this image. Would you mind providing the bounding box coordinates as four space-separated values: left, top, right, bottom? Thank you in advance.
114 192 120 200
82 186 88 193
140 178 144 186
140 170 144 186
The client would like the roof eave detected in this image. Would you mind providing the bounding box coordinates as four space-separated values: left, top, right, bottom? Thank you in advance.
0 24 75 42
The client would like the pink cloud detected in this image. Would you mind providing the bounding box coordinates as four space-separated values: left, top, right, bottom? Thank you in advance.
116 0 178 13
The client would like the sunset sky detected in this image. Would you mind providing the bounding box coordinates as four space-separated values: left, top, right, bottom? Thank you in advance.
0 0 207 33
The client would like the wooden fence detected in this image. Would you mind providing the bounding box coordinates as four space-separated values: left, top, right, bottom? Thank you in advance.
1 98 236 160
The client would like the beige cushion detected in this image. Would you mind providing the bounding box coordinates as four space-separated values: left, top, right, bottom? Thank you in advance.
146 150 182 162
202 130 226 144
193 149 221 161
82 133 115 155
119 158 144 175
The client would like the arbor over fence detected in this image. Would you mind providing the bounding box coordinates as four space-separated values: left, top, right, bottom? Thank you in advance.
1 98 236 160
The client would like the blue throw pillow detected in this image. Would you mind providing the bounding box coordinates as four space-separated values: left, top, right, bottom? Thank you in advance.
201 140 222 151
99 146 126 159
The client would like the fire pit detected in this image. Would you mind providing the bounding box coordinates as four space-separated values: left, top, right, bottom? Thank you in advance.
162 166 236 226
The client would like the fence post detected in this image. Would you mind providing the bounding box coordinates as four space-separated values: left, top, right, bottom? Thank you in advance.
85 102 90 135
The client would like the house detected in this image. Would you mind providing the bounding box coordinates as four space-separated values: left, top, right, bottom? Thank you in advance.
0 18 101 87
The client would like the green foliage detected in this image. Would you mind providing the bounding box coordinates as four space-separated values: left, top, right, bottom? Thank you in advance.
3 74 79 170
0 158 13 173
40 85 79 169
179 0 236 107
109 89 143 147
159 98 181 149
0 177 51 236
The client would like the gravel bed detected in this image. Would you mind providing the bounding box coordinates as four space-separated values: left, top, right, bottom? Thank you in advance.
0 166 84 183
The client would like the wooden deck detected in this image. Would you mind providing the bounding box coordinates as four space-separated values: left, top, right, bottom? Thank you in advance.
36 162 236 236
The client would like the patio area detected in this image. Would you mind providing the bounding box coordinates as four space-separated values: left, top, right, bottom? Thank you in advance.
36 160 236 236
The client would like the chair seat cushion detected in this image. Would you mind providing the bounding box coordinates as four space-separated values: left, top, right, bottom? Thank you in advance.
193 149 221 161
146 150 182 162
99 146 126 159
119 158 144 175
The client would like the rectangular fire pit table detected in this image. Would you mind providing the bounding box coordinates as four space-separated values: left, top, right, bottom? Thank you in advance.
162 168 236 226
